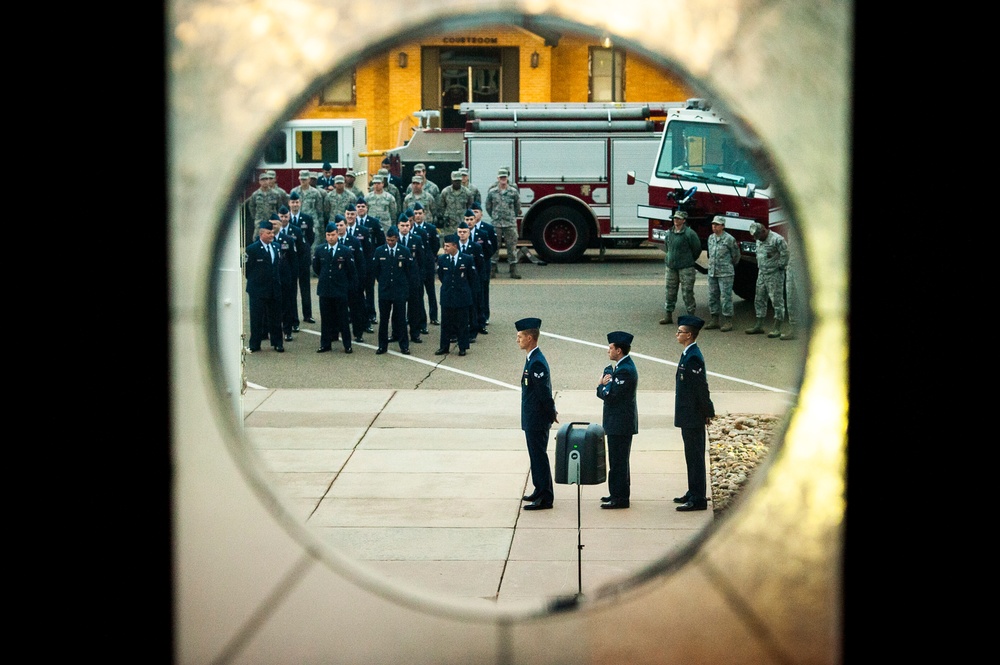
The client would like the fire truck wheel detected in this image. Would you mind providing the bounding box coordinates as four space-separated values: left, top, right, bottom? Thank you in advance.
530 205 590 263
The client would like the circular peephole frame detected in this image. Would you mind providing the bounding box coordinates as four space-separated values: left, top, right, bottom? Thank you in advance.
174 2 846 661
208 15 810 619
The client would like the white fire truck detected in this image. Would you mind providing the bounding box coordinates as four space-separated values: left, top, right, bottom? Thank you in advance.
627 98 786 299
384 102 684 263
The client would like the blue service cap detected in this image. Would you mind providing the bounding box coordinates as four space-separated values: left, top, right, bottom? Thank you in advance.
345 203 356 212
269 212 280 221
258 220 274 230
386 225 400 237
412 202 423 211
677 315 705 330
355 196 366 205
464 209 475 218
607 331 634 346
470 201 482 211
325 222 337 233
515 317 542 331
443 233 459 244
289 191 300 200
277 205 289 214
322 162 332 170
334 214 346 223
457 221 469 229
398 213 409 222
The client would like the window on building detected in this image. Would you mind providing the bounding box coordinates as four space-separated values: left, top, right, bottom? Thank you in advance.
589 47 624 102
319 69 356 106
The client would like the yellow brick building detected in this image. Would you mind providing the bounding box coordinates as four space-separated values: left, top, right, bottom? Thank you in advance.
294 25 693 180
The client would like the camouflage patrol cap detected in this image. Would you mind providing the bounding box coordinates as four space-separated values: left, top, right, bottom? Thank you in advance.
414 163 427 171
671 210 688 220
378 168 389 176
333 175 345 183
345 170 356 178
711 215 727 226
265 170 276 178
371 175 384 183
411 175 424 184
748 222 764 236
497 167 509 177
299 169 311 178
451 171 462 181
458 167 470 176
258 171 268 180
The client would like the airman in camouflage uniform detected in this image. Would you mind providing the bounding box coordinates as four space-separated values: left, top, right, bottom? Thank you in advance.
365 175 398 230
290 169 326 231
248 171 289 241
458 167 480 203
323 175 357 230
405 163 440 201
436 171 473 234
484 167 523 279
781 229 802 341
660 210 701 325
703 215 741 332
378 168 403 212
344 170 365 199
744 221 789 337
403 176 439 229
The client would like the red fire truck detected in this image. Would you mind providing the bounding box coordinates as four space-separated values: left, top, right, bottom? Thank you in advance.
384 102 684 263
242 118 368 196
627 98 786 299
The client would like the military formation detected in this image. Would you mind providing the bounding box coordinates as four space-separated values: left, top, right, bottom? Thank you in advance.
244 165 522 356
658 212 799 341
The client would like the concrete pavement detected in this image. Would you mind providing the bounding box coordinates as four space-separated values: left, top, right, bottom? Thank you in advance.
243 387 792 608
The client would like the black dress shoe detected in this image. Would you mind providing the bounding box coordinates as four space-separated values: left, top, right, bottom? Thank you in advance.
458 349 467 356
304 317 316 323
292 326 300 332
420 328 429 335
522 492 541 502
284 334 293 342
430 320 440 325
274 346 285 352
478 328 489 335
401 348 411 355
344 347 353 354
354 336 364 343
246 347 259 354
601 496 612 502
673 494 691 504
375 348 387 355
410 336 422 343
434 348 449 355
523 499 553 511
601 499 629 509
365 326 375 333
316 347 331 353
676 500 708 512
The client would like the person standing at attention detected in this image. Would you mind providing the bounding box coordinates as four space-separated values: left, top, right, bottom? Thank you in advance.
596 331 638 509
516 317 558 511
673 315 715 512
659 210 702 325
703 215 741 332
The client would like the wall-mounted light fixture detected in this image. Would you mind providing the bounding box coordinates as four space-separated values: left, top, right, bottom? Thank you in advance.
398 52 408 68
530 51 540 68
602 35 612 48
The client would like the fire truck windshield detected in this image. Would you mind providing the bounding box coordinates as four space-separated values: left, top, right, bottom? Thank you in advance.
654 120 768 189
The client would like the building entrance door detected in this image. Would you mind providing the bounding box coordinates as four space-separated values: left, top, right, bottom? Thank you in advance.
440 48 502 128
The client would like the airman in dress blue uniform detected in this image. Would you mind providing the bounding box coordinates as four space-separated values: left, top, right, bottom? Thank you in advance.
596 330 639 509
516 317 558 510
674 315 716 511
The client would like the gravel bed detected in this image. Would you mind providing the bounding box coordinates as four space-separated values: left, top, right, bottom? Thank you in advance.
708 414 782 518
